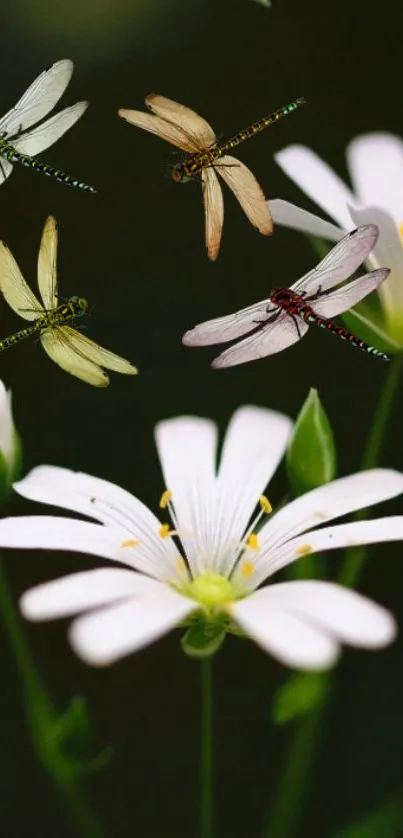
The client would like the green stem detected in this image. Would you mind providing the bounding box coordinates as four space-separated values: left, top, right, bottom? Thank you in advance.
339 354 403 587
201 658 213 838
0 559 105 838
265 354 403 838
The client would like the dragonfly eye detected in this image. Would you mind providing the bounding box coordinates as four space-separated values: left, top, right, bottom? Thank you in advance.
77 297 88 314
171 165 187 183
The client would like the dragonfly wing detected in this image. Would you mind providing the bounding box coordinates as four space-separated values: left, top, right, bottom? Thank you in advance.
118 108 198 153
0 60 74 138
56 326 138 375
201 167 224 261
0 159 13 185
146 94 216 150
13 102 87 155
217 155 273 235
0 241 42 320
40 328 110 387
38 216 58 309
312 268 390 318
293 225 379 295
183 300 270 346
212 312 308 368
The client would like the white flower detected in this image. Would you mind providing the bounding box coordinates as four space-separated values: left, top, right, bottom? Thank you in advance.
270 133 403 341
0 380 21 496
0 407 402 670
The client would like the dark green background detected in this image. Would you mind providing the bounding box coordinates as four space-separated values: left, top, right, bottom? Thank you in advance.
0 0 402 834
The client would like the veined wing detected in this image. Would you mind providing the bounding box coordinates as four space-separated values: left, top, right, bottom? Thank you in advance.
216 155 273 235
118 108 199 153
38 216 58 309
312 268 390 318
55 326 137 375
146 94 216 150
0 160 13 186
201 168 224 261
12 102 87 155
183 299 270 346
293 225 379 295
0 60 74 138
0 241 42 320
40 328 109 386
212 312 308 368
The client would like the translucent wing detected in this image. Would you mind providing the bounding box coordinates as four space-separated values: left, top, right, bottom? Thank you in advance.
13 102 87 155
293 225 379 295
40 328 110 387
38 216 58 309
312 268 390 319
0 159 13 186
212 312 308 368
0 241 42 320
216 155 273 235
0 59 74 137
201 168 224 261
183 299 270 346
118 108 199 153
146 94 216 149
55 327 138 375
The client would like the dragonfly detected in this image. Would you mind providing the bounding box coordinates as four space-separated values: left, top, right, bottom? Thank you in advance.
0 59 95 192
118 95 305 260
0 216 137 386
182 225 391 366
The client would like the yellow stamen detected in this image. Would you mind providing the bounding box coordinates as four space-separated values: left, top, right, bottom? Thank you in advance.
120 539 140 548
247 533 260 550
159 489 173 509
175 556 187 574
159 524 178 539
400 223 403 241
241 560 255 578
296 543 312 556
259 495 272 514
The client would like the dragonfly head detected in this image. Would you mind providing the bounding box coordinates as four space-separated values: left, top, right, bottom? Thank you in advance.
171 163 189 183
70 296 88 315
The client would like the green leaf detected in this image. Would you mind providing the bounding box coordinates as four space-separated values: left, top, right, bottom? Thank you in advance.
181 621 226 659
332 789 403 838
287 388 337 497
272 672 330 725
342 307 402 355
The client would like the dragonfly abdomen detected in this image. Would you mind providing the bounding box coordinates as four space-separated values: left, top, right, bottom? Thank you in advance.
220 98 306 153
0 322 42 352
309 311 390 360
0 139 95 193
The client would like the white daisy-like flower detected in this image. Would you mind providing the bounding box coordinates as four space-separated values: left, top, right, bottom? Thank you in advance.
1 406 403 670
269 133 403 342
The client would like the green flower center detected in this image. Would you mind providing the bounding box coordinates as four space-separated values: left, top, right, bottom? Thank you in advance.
189 573 235 606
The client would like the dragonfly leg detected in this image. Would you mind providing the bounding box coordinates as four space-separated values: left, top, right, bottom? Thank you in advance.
305 284 323 302
290 313 304 338
253 308 280 326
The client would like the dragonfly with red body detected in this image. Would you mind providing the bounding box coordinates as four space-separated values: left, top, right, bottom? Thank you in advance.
183 225 391 366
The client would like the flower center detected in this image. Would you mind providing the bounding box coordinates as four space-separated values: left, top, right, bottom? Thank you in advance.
189 573 235 606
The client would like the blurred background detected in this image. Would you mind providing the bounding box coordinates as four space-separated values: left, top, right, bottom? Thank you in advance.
0 0 402 834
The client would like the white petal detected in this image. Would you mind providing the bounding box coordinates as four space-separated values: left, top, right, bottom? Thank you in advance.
154 416 217 576
348 205 403 319
214 407 292 575
259 469 403 559
235 516 403 591
259 581 396 647
268 199 344 241
347 133 403 224
21 568 164 620
232 591 339 670
0 515 126 560
69 588 195 666
14 466 180 582
274 146 356 228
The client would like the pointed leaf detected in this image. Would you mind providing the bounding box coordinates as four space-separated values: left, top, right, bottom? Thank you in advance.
287 389 337 497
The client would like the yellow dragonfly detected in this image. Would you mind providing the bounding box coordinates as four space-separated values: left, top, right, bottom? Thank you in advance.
118 95 305 260
0 216 138 386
